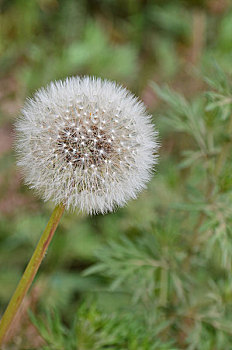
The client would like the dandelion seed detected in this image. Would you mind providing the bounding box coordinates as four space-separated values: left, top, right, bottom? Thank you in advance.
15 76 159 214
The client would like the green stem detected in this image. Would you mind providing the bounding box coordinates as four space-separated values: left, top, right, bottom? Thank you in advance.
0 203 65 346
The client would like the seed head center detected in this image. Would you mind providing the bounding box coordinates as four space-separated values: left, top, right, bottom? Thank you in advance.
57 119 114 169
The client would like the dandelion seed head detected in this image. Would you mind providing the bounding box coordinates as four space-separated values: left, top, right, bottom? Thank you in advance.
15 76 158 214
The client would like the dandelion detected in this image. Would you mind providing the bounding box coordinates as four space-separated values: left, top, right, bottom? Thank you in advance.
0 76 158 345
16 76 158 214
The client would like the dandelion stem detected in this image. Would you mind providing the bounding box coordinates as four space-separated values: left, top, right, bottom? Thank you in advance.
0 203 65 345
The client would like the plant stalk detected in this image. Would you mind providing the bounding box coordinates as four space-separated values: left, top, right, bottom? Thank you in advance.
0 203 65 345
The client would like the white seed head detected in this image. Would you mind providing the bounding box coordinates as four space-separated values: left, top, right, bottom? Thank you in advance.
15 76 158 214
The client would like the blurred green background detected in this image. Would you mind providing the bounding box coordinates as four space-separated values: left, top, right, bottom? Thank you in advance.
1 0 232 349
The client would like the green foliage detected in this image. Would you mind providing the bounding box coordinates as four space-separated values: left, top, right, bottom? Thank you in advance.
30 305 176 350
29 309 77 350
84 231 187 305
